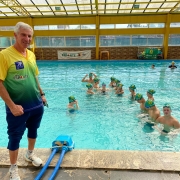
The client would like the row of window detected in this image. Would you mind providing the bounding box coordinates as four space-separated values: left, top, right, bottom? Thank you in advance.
0 23 180 31
0 35 180 47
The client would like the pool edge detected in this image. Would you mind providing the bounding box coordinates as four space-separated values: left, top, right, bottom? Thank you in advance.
0 148 179 172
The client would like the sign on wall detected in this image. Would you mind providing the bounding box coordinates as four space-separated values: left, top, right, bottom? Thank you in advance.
58 50 91 59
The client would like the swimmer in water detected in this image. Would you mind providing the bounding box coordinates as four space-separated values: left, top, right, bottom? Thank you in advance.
115 83 124 95
67 96 79 110
109 77 116 88
129 84 136 99
81 72 97 84
169 61 177 69
101 82 109 94
114 79 121 90
86 83 95 94
93 77 100 89
147 89 156 101
156 103 180 134
135 93 147 112
144 100 160 125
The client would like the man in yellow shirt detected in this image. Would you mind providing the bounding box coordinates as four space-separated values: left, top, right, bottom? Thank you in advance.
0 22 47 180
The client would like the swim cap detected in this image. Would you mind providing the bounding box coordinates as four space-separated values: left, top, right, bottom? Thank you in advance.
94 77 99 83
102 82 106 86
129 84 136 90
172 61 175 64
110 77 116 81
86 83 93 89
163 103 171 110
145 100 155 108
135 93 143 101
89 73 93 77
68 96 76 103
147 89 156 95
115 79 120 84
117 83 123 87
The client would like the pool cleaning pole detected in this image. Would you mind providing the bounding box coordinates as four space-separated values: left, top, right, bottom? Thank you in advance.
34 148 58 180
48 146 68 180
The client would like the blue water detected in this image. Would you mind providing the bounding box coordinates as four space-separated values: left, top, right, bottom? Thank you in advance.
1 60 180 151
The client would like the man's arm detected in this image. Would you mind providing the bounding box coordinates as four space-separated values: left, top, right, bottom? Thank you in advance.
81 74 88 82
0 80 24 116
35 76 47 104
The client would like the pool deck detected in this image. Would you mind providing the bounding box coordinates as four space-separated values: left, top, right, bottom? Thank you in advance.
0 148 180 179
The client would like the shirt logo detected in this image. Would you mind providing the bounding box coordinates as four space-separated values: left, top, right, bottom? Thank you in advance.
15 61 24 70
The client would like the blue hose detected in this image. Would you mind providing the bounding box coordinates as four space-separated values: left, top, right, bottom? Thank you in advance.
34 148 58 180
48 146 68 180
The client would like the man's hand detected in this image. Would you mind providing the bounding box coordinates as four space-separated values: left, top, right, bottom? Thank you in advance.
10 105 24 116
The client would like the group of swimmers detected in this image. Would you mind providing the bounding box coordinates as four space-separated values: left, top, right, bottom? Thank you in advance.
67 70 180 134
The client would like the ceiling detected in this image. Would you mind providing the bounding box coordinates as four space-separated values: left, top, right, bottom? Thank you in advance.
0 0 180 18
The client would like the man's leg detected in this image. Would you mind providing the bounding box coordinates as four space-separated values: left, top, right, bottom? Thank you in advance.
28 138 36 150
9 149 19 164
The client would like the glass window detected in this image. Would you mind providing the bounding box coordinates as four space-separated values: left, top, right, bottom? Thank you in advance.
170 23 180 28
81 25 96 29
0 26 14 31
132 35 147 46
148 35 163 46
0 37 11 47
115 36 130 46
50 37 65 47
35 37 49 47
116 24 129 28
149 23 164 28
80 36 95 46
66 25 80 30
65 37 80 46
35 37 42 47
49 25 65 30
169 34 180 45
100 24 115 29
100 36 115 46
131 24 148 28
34 26 49 30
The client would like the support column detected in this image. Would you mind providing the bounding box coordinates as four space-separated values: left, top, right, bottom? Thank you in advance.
163 14 171 59
96 15 100 60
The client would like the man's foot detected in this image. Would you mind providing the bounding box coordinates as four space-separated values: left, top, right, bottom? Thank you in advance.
24 150 42 167
9 165 21 180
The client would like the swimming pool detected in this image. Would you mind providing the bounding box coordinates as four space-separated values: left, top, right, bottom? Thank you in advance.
0 60 180 151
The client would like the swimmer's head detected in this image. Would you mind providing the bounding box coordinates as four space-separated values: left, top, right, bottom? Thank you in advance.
110 77 116 82
147 89 156 95
68 96 76 103
89 73 93 77
94 77 99 83
117 83 123 87
172 61 175 64
135 93 143 101
102 82 106 87
129 84 136 90
145 100 155 109
163 103 171 110
86 83 93 89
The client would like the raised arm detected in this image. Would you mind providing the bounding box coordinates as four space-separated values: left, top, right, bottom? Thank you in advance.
81 74 88 82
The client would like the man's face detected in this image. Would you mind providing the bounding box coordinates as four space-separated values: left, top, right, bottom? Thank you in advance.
14 27 33 48
163 107 171 116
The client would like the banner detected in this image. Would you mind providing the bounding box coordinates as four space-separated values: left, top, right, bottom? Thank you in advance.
58 50 91 59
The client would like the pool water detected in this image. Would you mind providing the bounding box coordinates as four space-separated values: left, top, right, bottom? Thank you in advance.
1 60 180 151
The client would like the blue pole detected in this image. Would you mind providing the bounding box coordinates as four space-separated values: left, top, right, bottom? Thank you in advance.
34 148 58 180
48 146 68 180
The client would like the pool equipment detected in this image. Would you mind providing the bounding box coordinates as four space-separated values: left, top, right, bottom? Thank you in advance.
34 135 74 180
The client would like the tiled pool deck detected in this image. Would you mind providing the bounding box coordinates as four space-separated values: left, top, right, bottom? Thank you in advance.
0 148 180 179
